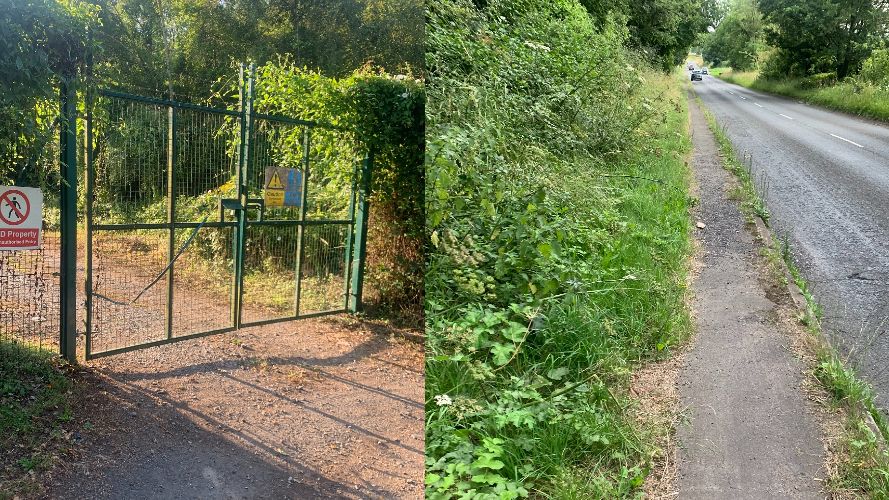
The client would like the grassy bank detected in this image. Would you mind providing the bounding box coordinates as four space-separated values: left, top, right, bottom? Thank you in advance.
697 96 889 496
715 69 889 122
426 1 695 496
0 343 74 498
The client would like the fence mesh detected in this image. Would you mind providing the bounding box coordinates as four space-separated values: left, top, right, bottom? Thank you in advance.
0 98 61 353
241 224 300 324
299 222 351 314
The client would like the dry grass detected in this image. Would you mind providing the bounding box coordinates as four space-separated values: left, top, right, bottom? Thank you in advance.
632 354 685 499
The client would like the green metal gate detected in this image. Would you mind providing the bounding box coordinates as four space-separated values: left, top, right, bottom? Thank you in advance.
83 65 370 359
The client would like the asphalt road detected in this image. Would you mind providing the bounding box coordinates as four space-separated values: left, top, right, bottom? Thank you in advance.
692 74 889 408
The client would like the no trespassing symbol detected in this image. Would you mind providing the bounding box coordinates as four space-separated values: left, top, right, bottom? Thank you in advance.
0 187 43 250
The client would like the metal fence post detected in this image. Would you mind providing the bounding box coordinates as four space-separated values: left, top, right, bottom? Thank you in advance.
232 63 254 328
349 150 373 313
165 104 177 339
59 76 78 363
84 87 94 359
294 127 311 316
343 161 358 310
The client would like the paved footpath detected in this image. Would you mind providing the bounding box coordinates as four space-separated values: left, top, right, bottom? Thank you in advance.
676 96 825 499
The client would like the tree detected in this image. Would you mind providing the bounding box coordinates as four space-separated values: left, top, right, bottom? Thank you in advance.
624 0 718 70
759 0 889 78
0 0 97 184
702 0 763 70
575 0 718 70
89 0 423 99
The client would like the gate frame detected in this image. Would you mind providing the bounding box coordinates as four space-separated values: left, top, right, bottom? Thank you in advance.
75 63 373 361
59 75 78 363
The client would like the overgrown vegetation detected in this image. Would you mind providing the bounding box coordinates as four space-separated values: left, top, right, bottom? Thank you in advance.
426 0 707 495
698 93 889 497
0 343 74 497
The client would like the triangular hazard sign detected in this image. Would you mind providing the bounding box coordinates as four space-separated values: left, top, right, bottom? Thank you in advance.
267 170 285 189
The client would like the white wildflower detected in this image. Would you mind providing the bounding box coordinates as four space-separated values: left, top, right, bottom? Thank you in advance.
434 394 453 406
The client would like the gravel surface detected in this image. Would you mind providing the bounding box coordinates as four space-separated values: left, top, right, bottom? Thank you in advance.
40 316 424 499
693 75 889 409
677 96 824 499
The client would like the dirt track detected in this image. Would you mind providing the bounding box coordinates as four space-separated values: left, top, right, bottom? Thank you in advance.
41 316 424 499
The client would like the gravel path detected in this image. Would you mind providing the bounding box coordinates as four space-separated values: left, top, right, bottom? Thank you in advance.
676 96 824 499
41 316 424 499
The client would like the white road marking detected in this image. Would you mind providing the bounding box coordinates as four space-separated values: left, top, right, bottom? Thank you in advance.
739 96 747 100
754 102 763 108
830 133 864 148
779 113 794 120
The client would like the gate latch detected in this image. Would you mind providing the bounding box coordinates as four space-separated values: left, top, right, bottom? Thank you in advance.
218 198 243 222
218 198 265 222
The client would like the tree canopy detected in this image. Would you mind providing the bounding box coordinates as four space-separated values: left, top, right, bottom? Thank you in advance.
704 0 889 78
702 0 764 70
578 0 718 70
766 0 888 77
1 0 423 101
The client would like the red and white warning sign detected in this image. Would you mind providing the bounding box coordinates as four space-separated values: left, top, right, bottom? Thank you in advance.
0 186 42 250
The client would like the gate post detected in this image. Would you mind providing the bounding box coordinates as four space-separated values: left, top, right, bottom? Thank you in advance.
349 150 373 313
59 76 78 363
232 63 255 328
294 127 311 316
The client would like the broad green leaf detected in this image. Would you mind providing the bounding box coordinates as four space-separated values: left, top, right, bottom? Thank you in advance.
491 343 513 366
547 367 570 380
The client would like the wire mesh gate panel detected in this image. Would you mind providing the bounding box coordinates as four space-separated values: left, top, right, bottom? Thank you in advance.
84 73 366 358
239 112 357 327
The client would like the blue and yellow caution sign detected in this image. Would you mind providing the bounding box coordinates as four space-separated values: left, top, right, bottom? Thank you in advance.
264 167 303 207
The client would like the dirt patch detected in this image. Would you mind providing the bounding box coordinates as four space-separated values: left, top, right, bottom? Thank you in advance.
34 316 423 499
632 354 684 500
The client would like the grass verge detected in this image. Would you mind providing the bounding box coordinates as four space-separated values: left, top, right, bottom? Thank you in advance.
715 69 889 123
0 342 74 498
696 94 889 496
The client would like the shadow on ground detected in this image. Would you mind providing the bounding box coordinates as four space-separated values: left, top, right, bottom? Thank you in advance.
40 317 424 499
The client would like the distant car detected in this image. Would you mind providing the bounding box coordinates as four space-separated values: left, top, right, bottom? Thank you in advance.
701 67 709 74
688 63 695 70
691 70 702 81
